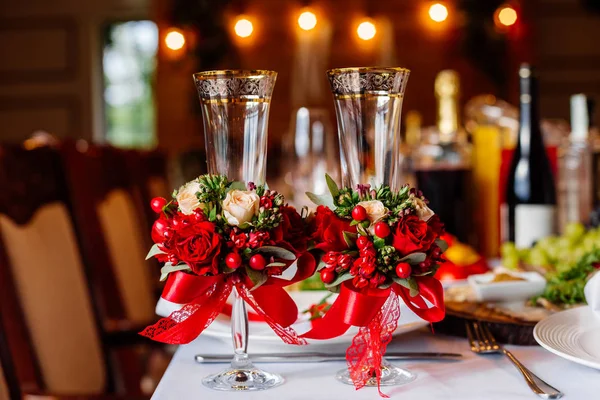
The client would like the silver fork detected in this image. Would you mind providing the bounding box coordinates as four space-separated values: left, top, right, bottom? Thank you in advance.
466 321 563 399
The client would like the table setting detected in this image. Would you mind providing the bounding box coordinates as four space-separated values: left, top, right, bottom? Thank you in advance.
140 67 600 399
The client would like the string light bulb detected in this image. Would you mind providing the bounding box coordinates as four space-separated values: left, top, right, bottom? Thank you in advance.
298 10 317 31
357 20 376 41
234 17 254 38
428 3 449 23
495 4 518 27
164 29 185 51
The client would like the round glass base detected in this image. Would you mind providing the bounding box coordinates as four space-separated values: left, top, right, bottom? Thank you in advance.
202 366 284 391
335 360 417 387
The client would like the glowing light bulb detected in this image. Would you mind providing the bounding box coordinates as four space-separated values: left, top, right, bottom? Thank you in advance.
165 29 185 51
497 6 518 27
234 17 253 38
357 20 376 41
298 10 317 31
428 3 449 23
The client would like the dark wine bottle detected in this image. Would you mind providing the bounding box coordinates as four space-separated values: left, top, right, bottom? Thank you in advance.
504 64 556 247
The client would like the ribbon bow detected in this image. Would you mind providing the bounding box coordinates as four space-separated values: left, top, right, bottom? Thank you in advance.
140 252 316 345
301 276 445 397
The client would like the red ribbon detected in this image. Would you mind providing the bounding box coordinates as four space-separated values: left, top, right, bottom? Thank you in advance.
301 276 445 397
140 253 316 345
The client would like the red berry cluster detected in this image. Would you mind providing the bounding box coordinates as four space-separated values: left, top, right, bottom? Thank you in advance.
350 236 386 289
319 252 353 284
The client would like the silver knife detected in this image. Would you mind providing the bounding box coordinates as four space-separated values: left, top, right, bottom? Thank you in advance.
195 352 462 363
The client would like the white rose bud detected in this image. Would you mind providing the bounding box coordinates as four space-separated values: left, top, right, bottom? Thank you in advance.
176 180 203 215
223 190 260 226
413 198 435 221
357 200 388 234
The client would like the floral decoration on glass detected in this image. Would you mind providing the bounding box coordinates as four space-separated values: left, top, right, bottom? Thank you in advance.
302 174 446 397
140 174 315 345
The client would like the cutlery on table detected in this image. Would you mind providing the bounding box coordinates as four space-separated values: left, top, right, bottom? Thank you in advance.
466 321 564 399
195 352 462 363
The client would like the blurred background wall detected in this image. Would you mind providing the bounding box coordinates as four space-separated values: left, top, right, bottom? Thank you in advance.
0 0 599 153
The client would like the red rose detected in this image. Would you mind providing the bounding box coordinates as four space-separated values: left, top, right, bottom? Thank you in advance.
392 214 438 256
311 205 356 252
276 206 308 252
174 221 222 276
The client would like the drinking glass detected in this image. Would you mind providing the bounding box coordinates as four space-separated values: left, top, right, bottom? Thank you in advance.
284 107 339 208
328 67 410 191
327 67 416 387
193 70 282 391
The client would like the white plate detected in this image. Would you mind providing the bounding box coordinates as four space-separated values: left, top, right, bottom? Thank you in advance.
468 270 546 302
203 290 428 346
534 306 600 370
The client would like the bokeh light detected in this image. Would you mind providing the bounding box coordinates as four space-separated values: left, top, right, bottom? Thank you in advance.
164 29 185 51
428 3 449 23
357 20 376 41
496 5 518 27
234 17 254 38
298 10 318 31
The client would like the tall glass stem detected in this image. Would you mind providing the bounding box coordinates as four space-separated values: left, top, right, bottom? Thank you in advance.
230 287 251 369
194 69 282 391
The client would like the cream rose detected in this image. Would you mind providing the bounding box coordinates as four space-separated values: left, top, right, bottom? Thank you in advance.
176 180 203 215
357 200 388 225
413 197 435 221
223 190 260 226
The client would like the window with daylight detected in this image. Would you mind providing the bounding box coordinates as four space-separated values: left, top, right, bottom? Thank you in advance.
102 20 158 148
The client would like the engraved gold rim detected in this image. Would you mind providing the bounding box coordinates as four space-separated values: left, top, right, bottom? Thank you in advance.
193 69 277 80
199 97 271 104
326 66 410 76
333 93 405 99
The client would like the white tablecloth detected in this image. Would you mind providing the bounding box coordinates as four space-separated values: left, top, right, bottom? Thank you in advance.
152 329 598 399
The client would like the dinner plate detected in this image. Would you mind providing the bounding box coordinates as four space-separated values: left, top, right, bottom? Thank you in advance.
203 290 429 346
533 306 600 370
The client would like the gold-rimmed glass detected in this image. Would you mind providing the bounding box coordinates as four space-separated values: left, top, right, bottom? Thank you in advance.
328 67 410 191
193 70 282 391
327 67 416 388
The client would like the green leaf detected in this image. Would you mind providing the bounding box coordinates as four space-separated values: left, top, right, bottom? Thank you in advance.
399 252 427 264
160 262 192 277
208 206 217 221
435 238 449 253
325 174 340 198
221 265 237 274
306 192 335 209
373 237 386 250
146 244 166 260
356 224 369 237
316 259 329 271
350 219 360 226
228 181 247 191
245 266 267 290
266 262 287 268
392 276 411 290
325 272 354 289
343 231 358 247
379 280 394 289
256 246 296 260
408 277 419 297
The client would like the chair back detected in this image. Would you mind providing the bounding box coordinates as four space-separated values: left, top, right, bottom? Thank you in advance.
0 146 107 395
62 143 156 325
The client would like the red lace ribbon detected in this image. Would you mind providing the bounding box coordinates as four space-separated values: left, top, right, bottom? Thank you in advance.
140 253 315 345
301 276 445 397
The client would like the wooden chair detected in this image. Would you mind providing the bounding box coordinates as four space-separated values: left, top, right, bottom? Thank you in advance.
0 145 111 397
125 149 171 232
61 142 157 327
60 143 172 394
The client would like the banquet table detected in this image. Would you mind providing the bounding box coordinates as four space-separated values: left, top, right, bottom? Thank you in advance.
152 329 598 399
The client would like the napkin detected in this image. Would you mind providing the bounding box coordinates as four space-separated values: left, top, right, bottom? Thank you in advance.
584 271 600 317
